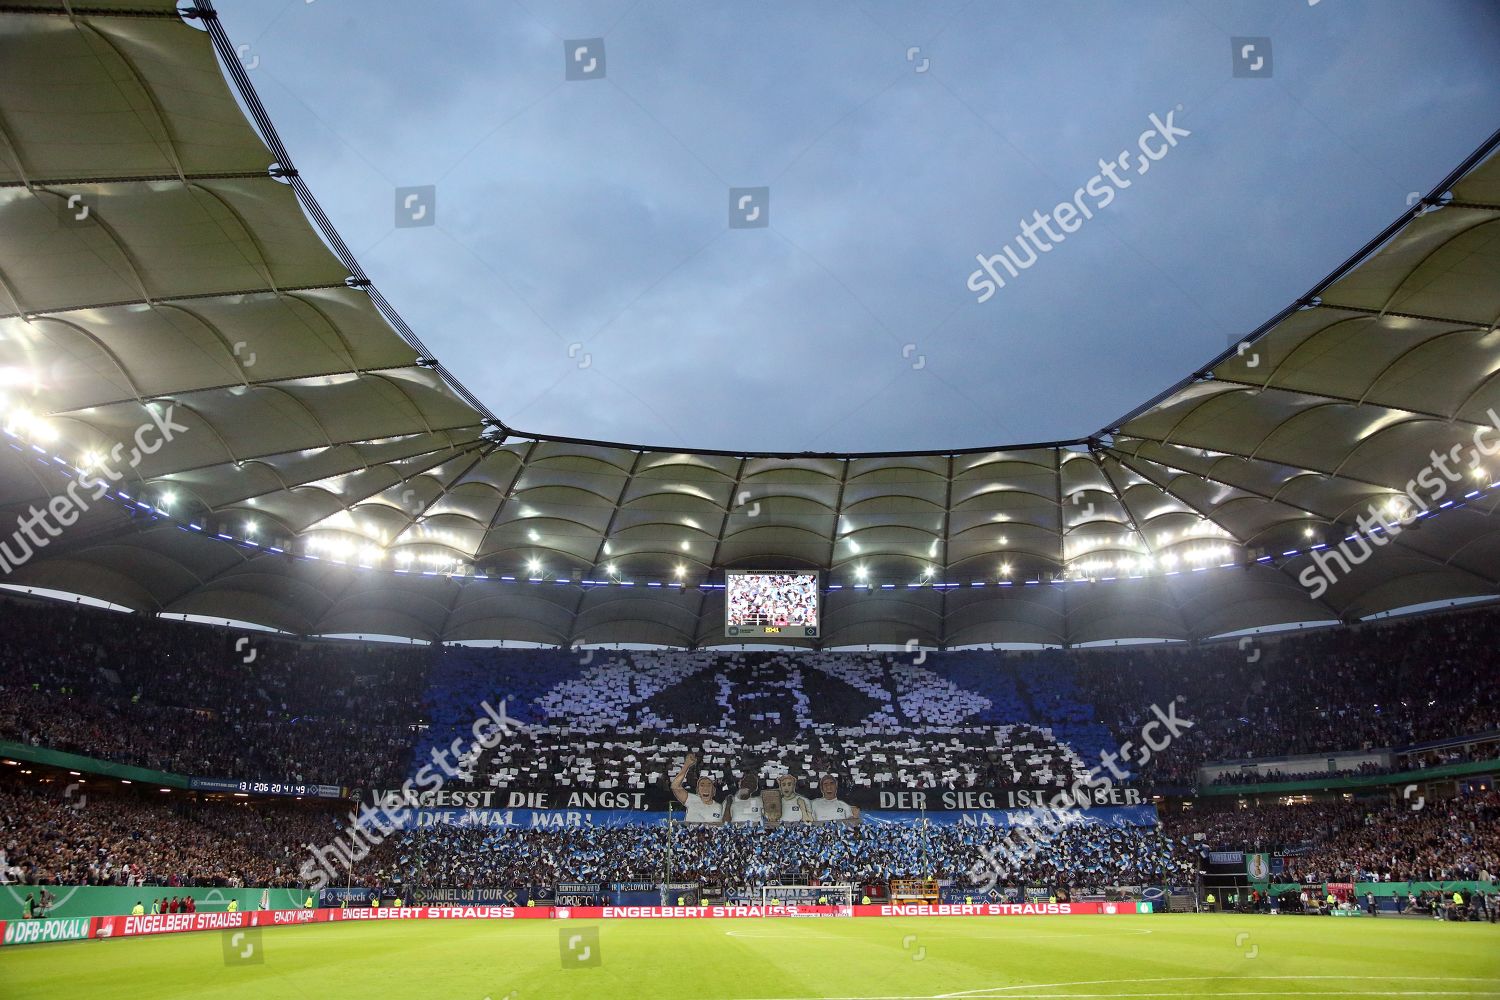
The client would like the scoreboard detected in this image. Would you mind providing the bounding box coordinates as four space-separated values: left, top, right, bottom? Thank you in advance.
724 570 820 638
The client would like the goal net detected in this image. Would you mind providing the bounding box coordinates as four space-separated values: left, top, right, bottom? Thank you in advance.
759 884 855 914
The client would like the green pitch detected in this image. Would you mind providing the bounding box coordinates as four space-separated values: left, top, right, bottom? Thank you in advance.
2 914 1497 999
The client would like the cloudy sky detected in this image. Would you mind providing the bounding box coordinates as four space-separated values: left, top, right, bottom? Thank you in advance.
214 0 1500 454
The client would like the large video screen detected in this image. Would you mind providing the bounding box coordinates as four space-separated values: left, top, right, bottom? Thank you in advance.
725 570 820 638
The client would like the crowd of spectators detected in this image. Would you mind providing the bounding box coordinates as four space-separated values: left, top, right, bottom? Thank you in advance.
427 609 1500 797
435 648 1094 798
1076 610 1500 782
1397 739 1500 772
0 599 427 787
371 819 1195 891
2 597 1498 806
0 780 1192 893
1162 800 1367 853
3 593 1496 907
1284 792 1499 884
1161 792 1500 883
3 779 1494 895
1206 761 1391 786
0 783 338 888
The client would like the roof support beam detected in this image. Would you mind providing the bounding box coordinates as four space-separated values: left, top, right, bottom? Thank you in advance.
1 171 274 187
0 283 352 322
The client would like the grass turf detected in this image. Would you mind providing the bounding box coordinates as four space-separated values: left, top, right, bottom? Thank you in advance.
1 914 1497 999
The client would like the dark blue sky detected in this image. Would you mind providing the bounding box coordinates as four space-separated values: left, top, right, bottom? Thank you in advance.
216 0 1500 453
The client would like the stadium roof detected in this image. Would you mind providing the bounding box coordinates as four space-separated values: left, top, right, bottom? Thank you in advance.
1 0 1499 647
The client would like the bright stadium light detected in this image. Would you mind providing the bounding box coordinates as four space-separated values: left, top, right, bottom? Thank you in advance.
0 366 36 388
5 406 56 442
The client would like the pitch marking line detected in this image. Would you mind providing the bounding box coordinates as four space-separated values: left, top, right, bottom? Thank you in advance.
722 976 1500 1000
945 976 1500 996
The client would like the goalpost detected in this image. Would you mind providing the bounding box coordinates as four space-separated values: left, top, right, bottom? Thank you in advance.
758 884 855 913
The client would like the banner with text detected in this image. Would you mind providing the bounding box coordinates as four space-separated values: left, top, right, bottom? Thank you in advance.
371 786 1144 813
378 804 1157 829
78 901 1154 942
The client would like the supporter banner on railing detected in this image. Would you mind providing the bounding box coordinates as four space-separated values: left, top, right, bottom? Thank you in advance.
865 805 1157 827
318 887 383 907
372 788 654 811
410 887 521 906
370 785 1145 813
554 882 603 905
874 788 1145 811
391 807 662 828
379 803 1157 829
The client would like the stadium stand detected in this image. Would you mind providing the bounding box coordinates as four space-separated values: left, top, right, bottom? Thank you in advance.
1073 613 1500 782
3 597 1499 798
440 647 1095 798
368 821 1195 891
1284 793 1498 884
5 777 1493 894
1164 793 1499 883
0 783 340 888
0 600 427 788
1 596 1497 899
